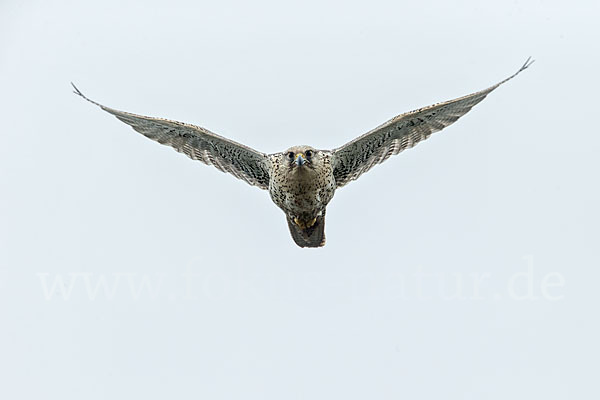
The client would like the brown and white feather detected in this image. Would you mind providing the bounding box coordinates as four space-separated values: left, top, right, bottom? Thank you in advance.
71 84 271 190
331 58 534 187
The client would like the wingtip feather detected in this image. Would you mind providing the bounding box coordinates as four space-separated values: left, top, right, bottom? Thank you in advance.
70 82 103 108
520 56 535 72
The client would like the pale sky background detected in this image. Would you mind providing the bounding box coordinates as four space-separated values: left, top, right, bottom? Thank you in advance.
1 1 599 399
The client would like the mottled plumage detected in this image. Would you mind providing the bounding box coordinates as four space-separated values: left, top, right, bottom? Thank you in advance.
73 58 533 248
268 146 335 247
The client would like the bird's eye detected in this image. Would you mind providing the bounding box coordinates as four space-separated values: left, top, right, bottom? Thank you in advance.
287 152 294 159
305 150 313 158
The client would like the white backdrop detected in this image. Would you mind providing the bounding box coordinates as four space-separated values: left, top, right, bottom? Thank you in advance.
1 1 598 399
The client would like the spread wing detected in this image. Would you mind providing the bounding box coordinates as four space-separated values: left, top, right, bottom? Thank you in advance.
72 84 271 190
331 58 534 187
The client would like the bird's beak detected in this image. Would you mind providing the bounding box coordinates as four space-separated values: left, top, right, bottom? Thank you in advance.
295 153 306 166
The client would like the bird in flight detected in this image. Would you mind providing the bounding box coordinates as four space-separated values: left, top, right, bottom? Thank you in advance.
73 58 533 248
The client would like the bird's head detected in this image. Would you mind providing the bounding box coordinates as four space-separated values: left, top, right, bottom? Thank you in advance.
282 145 321 172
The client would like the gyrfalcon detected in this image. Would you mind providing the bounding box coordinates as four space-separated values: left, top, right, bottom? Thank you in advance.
73 58 533 247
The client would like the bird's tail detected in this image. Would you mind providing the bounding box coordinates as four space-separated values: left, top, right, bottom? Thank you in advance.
286 211 326 248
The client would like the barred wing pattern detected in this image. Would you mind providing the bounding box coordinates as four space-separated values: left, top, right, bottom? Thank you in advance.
331 58 534 187
72 84 271 190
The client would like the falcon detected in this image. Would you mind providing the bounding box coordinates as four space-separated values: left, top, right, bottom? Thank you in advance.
73 58 533 248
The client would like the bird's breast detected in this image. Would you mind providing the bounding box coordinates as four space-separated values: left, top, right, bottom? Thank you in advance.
269 165 335 216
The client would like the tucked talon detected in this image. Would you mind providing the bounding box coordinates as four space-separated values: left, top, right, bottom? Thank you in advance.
293 217 317 229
